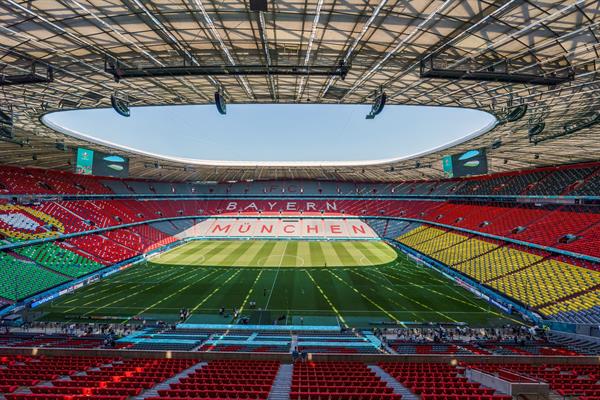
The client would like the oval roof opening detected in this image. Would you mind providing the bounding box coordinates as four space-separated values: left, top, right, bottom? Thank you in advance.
42 104 496 167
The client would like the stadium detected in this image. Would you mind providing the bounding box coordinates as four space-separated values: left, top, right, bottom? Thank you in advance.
0 0 598 399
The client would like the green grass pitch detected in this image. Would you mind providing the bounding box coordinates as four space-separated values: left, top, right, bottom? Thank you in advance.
36 240 520 327
153 240 398 268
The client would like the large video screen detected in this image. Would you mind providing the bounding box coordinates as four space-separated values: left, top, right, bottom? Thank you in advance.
442 148 488 178
75 147 129 178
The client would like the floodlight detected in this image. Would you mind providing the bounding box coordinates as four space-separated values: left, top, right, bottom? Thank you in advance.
365 90 386 119
111 92 130 117
215 91 227 115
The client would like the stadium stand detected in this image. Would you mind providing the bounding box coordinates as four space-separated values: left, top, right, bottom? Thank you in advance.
291 361 400 399
151 359 279 400
7 357 197 400
2 161 600 198
13 242 105 278
466 363 600 398
379 362 512 400
0 252 69 300
395 225 600 323
0 164 599 318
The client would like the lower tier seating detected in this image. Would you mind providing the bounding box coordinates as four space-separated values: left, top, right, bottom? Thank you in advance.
13 242 105 278
467 362 600 398
150 359 280 400
379 362 511 400
396 226 600 324
291 361 400 399
0 252 69 301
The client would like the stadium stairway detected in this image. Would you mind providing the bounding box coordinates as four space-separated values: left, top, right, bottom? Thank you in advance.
369 365 419 400
137 361 206 400
267 363 293 400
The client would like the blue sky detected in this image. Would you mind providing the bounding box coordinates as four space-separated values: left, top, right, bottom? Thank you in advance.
43 104 496 163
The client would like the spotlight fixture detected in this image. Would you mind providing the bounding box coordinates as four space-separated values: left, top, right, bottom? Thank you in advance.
215 91 227 115
365 89 386 120
497 103 527 124
110 91 130 117
528 122 545 142
505 104 527 122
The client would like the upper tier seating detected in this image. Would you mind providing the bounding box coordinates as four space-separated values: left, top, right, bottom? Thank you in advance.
1 161 600 197
0 166 111 195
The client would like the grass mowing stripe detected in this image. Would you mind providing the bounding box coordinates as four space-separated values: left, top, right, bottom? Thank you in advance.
126 268 223 322
81 266 200 316
340 242 371 266
370 266 523 324
352 268 454 323
297 241 312 266
61 266 153 303
62 266 183 313
309 242 326 266
201 241 246 264
330 241 360 266
264 241 287 310
218 241 253 266
327 269 401 325
305 270 347 328
282 241 298 267
320 242 343 266
375 265 484 308
248 241 277 266
234 241 268 266
188 269 242 314
353 241 389 264
237 270 264 316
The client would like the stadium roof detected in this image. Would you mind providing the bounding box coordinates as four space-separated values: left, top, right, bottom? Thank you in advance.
0 0 599 182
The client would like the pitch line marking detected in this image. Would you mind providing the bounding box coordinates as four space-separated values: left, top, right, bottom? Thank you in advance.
61 265 167 305
61 266 182 313
81 267 200 316
188 269 242 314
127 268 223 322
351 268 456 323
264 241 287 311
304 270 348 328
327 269 404 327
237 270 264 318
374 267 489 309
373 266 524 325
43 305 504 314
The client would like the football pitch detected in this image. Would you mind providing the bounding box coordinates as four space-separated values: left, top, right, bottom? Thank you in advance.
36 240 519 327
